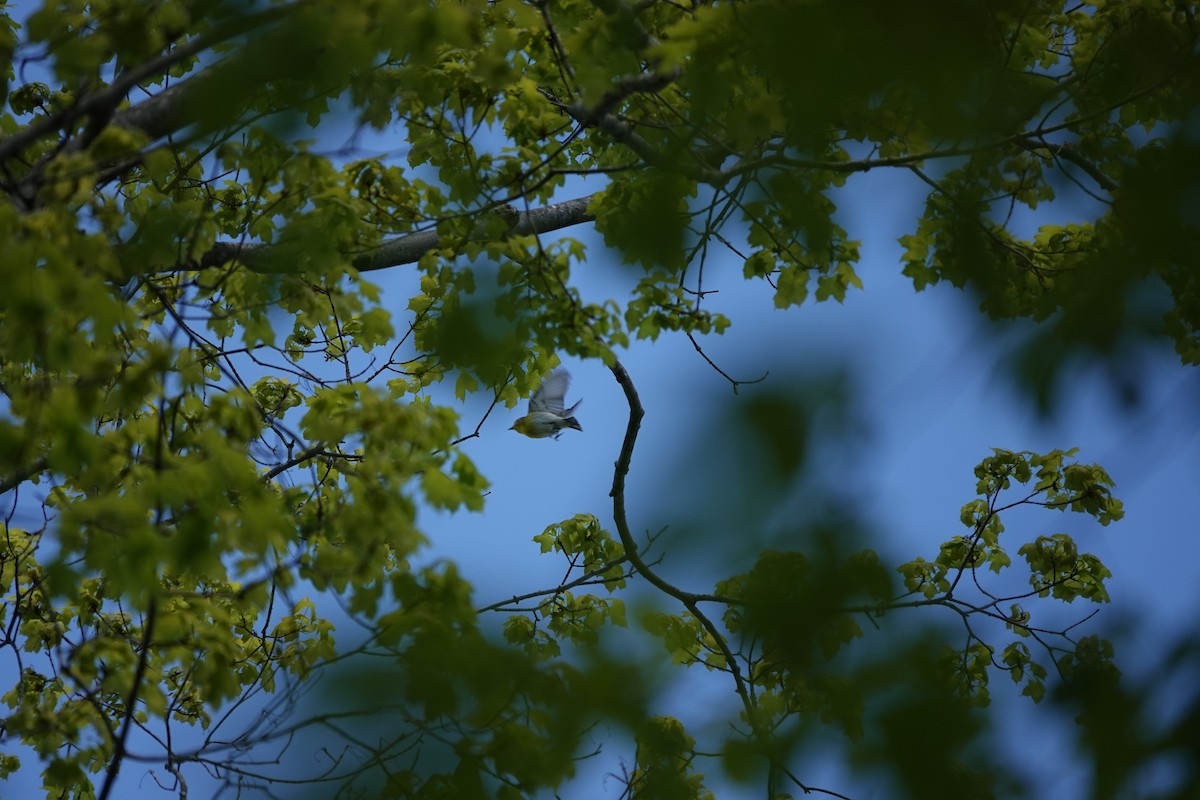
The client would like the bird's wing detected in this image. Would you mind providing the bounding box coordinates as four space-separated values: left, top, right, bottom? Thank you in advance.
529 369 570 415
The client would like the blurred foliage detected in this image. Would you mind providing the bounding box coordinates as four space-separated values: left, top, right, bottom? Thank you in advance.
0 0 1197 797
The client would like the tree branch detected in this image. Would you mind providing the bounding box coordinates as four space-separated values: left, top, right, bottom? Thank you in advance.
0 456 48 495
475 554 635 614
606 358 759 727
97 596 158 800
1018 135 1116 193
0 6 292 164
158 195 598 278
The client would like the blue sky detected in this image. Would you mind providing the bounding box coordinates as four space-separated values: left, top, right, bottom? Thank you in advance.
432 162 1199 635
406 161 1200 795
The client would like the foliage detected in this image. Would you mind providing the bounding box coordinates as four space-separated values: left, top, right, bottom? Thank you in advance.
0 0 1197 798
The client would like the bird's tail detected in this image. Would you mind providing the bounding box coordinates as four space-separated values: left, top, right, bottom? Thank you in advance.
563 399 583 431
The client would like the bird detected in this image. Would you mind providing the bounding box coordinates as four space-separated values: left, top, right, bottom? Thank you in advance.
510 369 583 439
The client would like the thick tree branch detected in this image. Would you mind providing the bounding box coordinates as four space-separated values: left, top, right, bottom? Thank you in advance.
171 195 598 276
0 6 292 164
0 456 48 495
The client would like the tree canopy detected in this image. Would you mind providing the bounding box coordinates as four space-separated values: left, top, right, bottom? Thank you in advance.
1 0 1198 797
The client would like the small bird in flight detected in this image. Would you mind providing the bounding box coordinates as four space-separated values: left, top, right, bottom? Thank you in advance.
510 369 583 439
